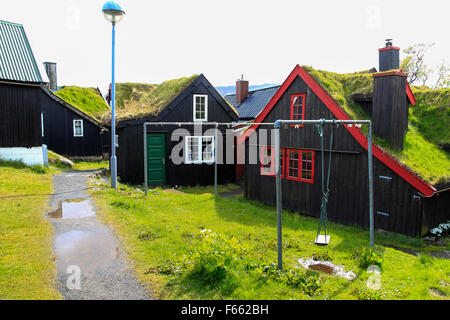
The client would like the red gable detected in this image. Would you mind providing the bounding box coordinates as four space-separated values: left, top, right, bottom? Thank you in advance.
238 65 435 197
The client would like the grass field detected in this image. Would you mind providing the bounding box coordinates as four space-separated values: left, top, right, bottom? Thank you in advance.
91 183 450 300
72 161 109 171
0 164 61 300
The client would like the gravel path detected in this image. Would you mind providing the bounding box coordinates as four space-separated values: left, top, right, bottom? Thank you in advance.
47 170 152 300
219 186 244 199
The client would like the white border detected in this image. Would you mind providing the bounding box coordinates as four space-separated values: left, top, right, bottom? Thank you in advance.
193 94 208 122
73 119 84 137
185 136 215 164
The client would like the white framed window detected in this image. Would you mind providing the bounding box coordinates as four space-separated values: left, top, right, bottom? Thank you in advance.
73 119 84 137
185 136 215 164
41 113 44 137
193 94 208 121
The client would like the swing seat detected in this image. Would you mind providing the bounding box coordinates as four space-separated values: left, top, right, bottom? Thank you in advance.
315 235 330 246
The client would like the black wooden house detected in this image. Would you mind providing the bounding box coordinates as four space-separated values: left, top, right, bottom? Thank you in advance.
115 74 239 185
0 20 46 166
40 86 108 158
239 43 449 237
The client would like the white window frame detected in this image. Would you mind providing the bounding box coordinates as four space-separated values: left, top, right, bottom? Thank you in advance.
73 119 84 137
41 113 44 137
185 136 215 164
193 94 208 122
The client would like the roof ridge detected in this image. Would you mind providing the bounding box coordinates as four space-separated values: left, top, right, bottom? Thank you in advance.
224 84 281 97
0 20 23 27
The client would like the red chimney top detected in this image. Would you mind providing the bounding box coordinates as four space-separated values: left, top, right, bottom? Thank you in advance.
236 75 249 105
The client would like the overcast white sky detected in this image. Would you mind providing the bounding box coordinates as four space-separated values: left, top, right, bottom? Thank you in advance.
2 0 449 93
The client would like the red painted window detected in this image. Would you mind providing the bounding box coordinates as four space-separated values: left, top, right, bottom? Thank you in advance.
286 149 314 183
290 94 306 124
260 146 285 177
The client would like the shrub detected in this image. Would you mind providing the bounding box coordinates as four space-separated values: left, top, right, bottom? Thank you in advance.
429 221 450 238
190 231 240 284
355 247 383 269
283 270 322 296
256 264 322 297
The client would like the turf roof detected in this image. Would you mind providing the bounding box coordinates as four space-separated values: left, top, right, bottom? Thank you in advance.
115 83 156 109
55 86 110 121
302 66 450 186
102 75 199 123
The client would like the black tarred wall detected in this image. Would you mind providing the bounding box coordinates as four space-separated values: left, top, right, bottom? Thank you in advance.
117 75 238 186
244 75 433 237
40 89 105 157
0 82 42 148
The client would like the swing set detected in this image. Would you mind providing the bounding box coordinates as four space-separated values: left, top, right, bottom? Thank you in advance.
140 119 375 271
273 118 375 270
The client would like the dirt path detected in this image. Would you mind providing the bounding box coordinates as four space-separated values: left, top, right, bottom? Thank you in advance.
47 170 152 300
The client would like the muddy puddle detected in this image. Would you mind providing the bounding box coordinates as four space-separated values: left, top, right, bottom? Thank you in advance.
48 198 95 219
298 258 357 280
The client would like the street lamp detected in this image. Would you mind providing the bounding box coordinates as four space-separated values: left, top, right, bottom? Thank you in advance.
102 1 125 190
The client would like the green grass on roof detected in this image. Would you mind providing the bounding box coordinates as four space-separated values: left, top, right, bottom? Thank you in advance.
302 66 450 185
104 75 199 123
302 66 373 121
55 86 110 121
115 83 156 109
410 87 450 148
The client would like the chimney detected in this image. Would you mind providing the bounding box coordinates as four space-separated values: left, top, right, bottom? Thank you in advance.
43 62 57 91
373 41 409 150
379 39 400 71
235 75 249 105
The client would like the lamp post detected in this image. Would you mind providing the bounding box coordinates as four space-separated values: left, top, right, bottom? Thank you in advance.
102 1 125 190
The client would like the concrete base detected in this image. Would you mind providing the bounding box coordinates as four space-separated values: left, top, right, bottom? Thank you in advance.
0 146 45 166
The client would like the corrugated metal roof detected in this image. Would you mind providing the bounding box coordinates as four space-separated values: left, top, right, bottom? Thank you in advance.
0 20 42 83
225 85 281 120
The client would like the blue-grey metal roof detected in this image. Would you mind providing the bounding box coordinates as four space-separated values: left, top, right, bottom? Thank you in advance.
0 20 43 83
224 85 281 120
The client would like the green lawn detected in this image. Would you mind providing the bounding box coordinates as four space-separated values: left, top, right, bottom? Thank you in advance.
72 161 109 171
91 183 450 300
0 164 61 300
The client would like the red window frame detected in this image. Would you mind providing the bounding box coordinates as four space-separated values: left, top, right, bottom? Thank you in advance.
286 149 315 184
290 94 306 127
260 146 285 178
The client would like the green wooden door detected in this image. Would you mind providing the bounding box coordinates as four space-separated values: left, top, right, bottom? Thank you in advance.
147 134 166 185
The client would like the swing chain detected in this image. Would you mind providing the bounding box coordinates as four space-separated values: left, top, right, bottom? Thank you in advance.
316 119 335 244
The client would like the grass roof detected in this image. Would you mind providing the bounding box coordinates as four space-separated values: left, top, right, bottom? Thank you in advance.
115 83 156 109
410 87 450 148
102 75 199 123
55 86 110 121
302 66 450 186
